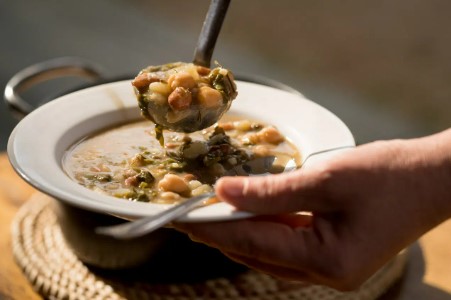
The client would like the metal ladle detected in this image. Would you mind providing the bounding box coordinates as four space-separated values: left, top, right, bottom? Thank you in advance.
136 0 233 134
193 0 231 68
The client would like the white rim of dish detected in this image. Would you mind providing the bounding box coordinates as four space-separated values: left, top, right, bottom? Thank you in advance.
8 80 355 222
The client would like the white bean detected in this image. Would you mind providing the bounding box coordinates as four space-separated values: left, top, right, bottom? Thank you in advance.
188 180 202 190
158 173 189 194
149 82 171 95
167 72 196 90
191 184 213 197
160 191 181 202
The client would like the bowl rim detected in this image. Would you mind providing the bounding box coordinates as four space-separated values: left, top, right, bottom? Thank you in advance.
7 79 355 222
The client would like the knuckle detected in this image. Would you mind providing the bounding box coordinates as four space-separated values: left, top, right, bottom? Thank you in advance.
247 176 292 210
315 252 365 291
308 165 336 193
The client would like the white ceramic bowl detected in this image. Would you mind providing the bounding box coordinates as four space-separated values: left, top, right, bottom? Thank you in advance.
8 80 355 222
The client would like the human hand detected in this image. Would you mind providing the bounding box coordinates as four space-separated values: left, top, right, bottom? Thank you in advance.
174 129 451 290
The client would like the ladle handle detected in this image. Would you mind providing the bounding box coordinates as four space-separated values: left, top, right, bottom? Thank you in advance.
4 57 104 120
96 192 217 240
193 0 231 67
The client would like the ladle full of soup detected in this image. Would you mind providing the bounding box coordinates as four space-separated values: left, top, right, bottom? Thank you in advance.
131 62 238 144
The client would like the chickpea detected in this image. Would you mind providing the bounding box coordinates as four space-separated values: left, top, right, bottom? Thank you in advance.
196 66 211 76
234 120 252 131
197 86 223 108
183 173 197 182
132 73 160 93
168 87 192 110
130 153 144 167
164 142 179 149
124 176 138 187
158 173 189 194
167 72 196 90
131 73 147 88
242 133 259 145
257 127 285 144
219 121 235 131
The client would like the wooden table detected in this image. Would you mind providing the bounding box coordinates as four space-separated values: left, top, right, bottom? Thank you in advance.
0 153 450 299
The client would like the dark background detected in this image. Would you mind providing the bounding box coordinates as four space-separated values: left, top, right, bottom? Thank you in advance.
2 0 451 150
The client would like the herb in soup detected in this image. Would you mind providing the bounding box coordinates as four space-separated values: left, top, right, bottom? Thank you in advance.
64 118 300 204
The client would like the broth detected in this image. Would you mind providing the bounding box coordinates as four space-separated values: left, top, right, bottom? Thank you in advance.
63 116 301 204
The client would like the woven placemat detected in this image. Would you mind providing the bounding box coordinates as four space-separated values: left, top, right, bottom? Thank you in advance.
11 194 408 300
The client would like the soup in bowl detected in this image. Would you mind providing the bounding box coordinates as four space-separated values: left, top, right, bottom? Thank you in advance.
8 80 354 222
7 79 354 270
63 117 301 206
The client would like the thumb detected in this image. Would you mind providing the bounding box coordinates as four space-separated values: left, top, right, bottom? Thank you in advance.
215 169 326 214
